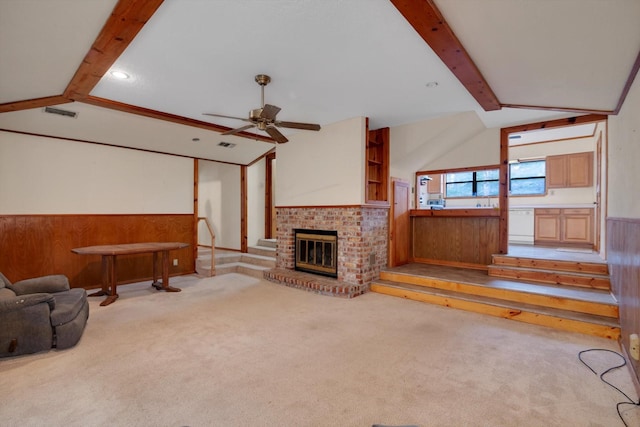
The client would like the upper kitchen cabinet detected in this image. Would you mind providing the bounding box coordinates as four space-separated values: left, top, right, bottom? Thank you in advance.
427 174 442 194
547 151 594 188
366 125 389 204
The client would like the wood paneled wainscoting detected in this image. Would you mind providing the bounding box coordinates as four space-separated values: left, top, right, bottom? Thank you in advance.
411 208 500 269
607 217 640 385
0 214 195 289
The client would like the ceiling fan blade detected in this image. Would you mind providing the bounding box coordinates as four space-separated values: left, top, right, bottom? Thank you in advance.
265 126 289 143
222 124 256 136
260 104 281 120
276 121 321 131
203 113 252 122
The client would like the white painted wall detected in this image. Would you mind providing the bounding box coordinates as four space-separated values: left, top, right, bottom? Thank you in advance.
608 74 640 218
198 160 241 250
390 111 499 208
0 131 193 214
390 112 498 178
247 157 266 247
276 117 366 206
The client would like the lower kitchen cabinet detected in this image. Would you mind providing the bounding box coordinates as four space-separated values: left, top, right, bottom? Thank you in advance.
534 208 593 247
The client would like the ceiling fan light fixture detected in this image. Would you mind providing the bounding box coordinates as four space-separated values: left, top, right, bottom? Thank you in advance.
110 70 130 79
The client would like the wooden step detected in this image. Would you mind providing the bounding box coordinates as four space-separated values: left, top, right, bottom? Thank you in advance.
371 281 620 340
487 265 611 290
379 270 618 318
491 254 608 275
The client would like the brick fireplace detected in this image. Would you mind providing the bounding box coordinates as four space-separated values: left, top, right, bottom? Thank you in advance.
266 206 388 296
294 229 338 278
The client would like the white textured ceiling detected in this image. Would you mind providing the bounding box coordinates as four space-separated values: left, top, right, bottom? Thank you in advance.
0 0 119 103
90 0 478 131
1 0 639 164
436 0 640 111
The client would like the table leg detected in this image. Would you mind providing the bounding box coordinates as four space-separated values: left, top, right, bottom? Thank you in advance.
89 255 110 298
100 255 119 306
88 255 119 306
151 250 181 292
152 252 159 284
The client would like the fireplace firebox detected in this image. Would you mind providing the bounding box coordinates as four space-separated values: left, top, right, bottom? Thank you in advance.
294 229 338 278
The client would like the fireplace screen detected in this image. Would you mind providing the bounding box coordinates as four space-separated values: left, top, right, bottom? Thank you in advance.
294 229 338 278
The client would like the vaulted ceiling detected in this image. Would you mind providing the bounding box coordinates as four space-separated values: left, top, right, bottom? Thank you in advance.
1 0 639 164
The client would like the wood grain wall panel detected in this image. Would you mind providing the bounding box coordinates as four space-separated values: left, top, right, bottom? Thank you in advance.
0 214 194 288
411 216 500 267
607 218 640 382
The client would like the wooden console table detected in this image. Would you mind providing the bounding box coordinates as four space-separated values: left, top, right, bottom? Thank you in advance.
72 242 189 306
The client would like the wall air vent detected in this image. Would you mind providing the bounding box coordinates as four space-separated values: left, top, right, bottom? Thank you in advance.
43 106 78 118
217 142 236 148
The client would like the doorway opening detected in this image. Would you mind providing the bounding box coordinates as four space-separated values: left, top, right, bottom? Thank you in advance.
501 115 607 259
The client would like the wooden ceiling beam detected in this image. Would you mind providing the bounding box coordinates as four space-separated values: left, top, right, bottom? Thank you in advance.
501 103 614 116
0 95 73 113
390 0 501 111
81 96 275 143
63 0 164 100
500 113 608 134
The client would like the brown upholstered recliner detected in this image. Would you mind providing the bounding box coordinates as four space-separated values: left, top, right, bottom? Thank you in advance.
0 272 89 357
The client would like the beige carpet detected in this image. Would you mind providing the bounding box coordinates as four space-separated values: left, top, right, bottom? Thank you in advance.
1 273 638 427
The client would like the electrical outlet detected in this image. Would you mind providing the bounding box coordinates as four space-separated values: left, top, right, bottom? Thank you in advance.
173 259 178 267
630 334 640 361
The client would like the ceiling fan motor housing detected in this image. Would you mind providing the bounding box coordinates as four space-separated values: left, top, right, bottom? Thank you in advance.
250 108 264 120
255 74 271 86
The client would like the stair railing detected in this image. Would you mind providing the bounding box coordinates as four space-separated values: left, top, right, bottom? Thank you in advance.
197 217 216 276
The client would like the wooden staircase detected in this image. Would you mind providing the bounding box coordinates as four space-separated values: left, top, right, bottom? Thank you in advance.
488 254 611 289
370 255 619 339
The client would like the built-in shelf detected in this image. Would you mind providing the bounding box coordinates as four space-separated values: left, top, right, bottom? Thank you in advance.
366 122 389 204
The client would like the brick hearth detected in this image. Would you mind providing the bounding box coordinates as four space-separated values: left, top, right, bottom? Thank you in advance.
264 268 367 298
266 205 388 296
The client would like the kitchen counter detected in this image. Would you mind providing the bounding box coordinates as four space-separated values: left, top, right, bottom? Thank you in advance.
410 208 499 217
508 204 595 209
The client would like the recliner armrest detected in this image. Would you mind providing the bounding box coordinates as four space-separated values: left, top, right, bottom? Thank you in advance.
0 293 55 313
10 275 70 295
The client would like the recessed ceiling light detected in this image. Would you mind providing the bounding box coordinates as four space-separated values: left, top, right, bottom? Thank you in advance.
218 142 236 148
192 138 200 142
425 81 439 88
110 70 130 79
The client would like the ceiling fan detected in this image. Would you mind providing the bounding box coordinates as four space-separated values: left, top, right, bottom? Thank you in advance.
203 74 321 143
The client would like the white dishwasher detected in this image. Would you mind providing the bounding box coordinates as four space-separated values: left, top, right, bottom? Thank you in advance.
509 209 534 244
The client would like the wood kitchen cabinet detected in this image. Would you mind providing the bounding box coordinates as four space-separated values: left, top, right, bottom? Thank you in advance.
427 174 442 194
366 124 389 203
546 152 594 188
534 209 562 242
534 208 593 247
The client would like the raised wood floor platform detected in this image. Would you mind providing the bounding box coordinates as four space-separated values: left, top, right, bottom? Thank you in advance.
371 255 619 339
